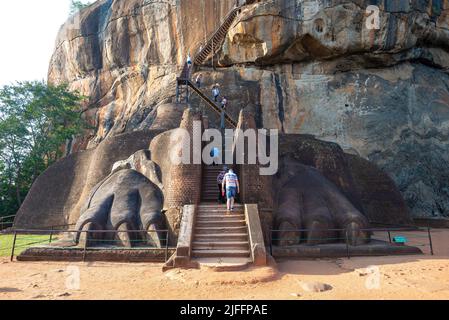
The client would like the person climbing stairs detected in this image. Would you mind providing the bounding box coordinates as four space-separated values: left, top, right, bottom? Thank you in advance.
193 165 251 266
176 4 244 127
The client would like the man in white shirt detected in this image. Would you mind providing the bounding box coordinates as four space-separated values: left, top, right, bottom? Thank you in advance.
222 169 240 211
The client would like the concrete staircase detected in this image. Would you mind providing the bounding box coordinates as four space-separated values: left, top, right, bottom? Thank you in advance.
192 204 251 263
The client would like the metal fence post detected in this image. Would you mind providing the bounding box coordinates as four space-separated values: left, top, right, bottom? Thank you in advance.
269 231 273 257
165 231 169 262
387 231 392 243
49 227 54 244
10 231 17 262
427 228 434 256
345 230 350 260
83 231 88 262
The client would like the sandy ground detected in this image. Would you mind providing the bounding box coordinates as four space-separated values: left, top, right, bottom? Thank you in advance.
1 229 449 300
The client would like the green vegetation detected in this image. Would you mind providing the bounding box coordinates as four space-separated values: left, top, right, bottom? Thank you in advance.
0 81 88 218
0 234 54 257
70 0 92 15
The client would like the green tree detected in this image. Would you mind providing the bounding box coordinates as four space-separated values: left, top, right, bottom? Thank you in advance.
0 81 88 218
69 0 91 15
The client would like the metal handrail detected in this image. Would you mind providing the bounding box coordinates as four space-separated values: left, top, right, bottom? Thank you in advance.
6 228 173 262
0 215 16 221
270 226 426 233
12 228 169 234
185 79 237 127
270 227 435 258
0 215 15 231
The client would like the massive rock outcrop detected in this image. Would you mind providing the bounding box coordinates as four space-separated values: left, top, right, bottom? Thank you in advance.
47 0 449 219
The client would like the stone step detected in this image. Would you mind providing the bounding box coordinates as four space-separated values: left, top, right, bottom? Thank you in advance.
195 233 248 242
196 220 246 228
197 220 245 225
192 249 250 258
193 257 252 272
198 211 244 215
193 244 250 251
195 226 248 234
193 242 249 250
197 214 245 221
199 205 243 209
197 212 245 216
198 209 244 213
201 195 220 199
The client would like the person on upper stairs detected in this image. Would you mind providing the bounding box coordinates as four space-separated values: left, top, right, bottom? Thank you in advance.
212 84 220 102
222 169 240 212
198 44 204 54
210 147 220 166
187 52 192 69
195 74 203 88
221 96 228 110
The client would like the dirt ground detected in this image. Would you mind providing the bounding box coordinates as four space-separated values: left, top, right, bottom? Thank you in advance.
1 229 449 300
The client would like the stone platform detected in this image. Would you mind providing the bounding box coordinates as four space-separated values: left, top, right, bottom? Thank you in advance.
271 240 423 259
17 245 175 263
193 257 253 272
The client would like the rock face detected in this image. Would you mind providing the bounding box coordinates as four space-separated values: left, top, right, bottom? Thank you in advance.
47 0 449 218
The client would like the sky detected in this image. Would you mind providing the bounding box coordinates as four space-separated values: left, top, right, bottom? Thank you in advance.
0 0 92 87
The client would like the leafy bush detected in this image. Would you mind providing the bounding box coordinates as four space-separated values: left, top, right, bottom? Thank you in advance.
0 81 88 218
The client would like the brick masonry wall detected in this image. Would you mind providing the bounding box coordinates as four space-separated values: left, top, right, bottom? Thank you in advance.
235 109 274 245
165 109 203 208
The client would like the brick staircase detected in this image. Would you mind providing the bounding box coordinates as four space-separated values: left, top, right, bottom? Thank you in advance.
201 165 223 202
192 204 251 260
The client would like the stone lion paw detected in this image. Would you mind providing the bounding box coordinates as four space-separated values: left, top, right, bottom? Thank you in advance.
275 163 370 246
74 169 165 248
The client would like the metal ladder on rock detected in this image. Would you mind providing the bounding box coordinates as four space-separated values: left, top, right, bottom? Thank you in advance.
176 4 244 128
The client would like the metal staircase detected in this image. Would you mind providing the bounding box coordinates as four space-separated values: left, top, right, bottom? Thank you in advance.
194 6 242 66
175 4 244 128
